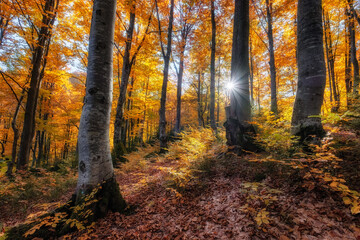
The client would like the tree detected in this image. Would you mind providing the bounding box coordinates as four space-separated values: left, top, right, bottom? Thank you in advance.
323 10 340 112
113 1 136 152
76 0 126 214
173 0 196 134
209 0 217 131
347 0 359 95
17 0 59 170
156 0 175 152
224 0 256 152
265 0 277 114
291 0 326 143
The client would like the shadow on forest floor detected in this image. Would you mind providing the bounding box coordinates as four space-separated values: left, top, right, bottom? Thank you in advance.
1 127 360 239
62 128 360 240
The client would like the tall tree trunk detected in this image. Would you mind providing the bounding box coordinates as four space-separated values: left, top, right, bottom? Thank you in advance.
249 36 254 105
345 14 352 107
17 0 58 170
31 131 39 167
124 77 135 148
217 58 221 125
156 0 174 152
139 77 150 146
210 0 217 131
323 11 339 112
175 25 189 134
76 0 126 215
174 57 184 134
224 0 255 152
113 3 136 151
266 0 278 114
6 93 24 177
197 72 205 127
291 0 326 143
0 15 9 46
348 0 360 95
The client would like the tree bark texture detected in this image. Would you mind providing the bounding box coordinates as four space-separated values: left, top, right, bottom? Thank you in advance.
228 0 250 124
17 0 58 170
210 0 217 131
175 22 190 133
157 0 174 152
345 14 352 107
76 0 126 216
6 93 24 177
266 0 278 114
224 0 257 153
291 0 326 142
348 0 360 95
323 11 340 111
114 3 136 149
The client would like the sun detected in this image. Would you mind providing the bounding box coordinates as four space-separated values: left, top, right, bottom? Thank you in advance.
225 81 236 92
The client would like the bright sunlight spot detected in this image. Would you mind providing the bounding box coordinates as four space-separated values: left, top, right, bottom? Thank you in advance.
225 81 235 92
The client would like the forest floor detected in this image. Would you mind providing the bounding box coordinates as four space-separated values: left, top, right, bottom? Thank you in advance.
1 126 360 239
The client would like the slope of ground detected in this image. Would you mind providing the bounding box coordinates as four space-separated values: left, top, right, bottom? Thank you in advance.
1 128 360 239
62 129 360 240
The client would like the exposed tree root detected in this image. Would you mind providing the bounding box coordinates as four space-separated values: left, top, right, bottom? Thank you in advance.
5 177 127 240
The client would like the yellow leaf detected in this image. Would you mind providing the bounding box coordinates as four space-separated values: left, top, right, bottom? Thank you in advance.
351 204 360 215
343 197 352 205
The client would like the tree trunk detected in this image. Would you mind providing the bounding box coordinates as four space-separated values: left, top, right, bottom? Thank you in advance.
113 3 136 153
323 11 339 112
224 0 256 153
17 0 58 170
249 36 254 105
291 0 326 143
345 13 352 107
174 26 188 134
157 0 174 153
217 58 221 125
197 72 205 128
210 0 217 131
348 0 360 95
31 131 39 167
266 0 278 114
76 0 126 215
0 14 9 46
6 93 24 177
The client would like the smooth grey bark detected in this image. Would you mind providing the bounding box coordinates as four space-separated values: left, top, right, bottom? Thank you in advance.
266 0 278 114
291 0 326 142
114 2 136 148
210 0 217 131
17 0 58 170
76 0 122 198
224 0 257 152
156 0 174 152
228 0 250 123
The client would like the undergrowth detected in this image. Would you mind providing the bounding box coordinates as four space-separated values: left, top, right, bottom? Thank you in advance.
161 127 224 194
0 168 76 210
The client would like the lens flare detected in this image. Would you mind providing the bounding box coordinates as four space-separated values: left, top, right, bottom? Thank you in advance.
225 81 235 91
